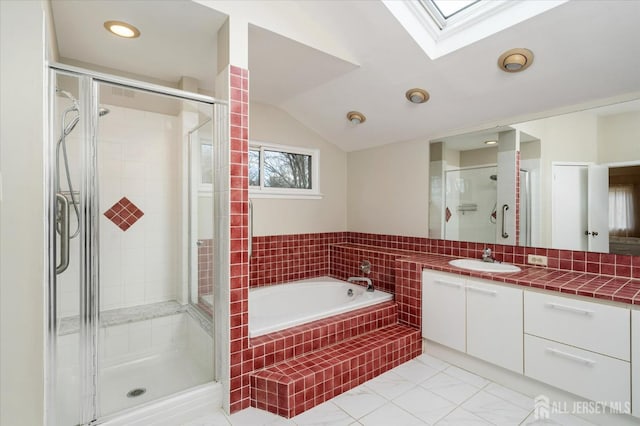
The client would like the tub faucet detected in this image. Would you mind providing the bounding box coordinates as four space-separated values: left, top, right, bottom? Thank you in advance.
348 277 374 292
482 248 495 263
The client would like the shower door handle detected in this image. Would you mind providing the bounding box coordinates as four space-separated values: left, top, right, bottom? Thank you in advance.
56 193 70 274
501 204 509 239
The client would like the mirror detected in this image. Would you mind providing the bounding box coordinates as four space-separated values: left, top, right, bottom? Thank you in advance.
429 97 640 255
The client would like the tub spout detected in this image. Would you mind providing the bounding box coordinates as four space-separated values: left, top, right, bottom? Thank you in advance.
347 277 374 292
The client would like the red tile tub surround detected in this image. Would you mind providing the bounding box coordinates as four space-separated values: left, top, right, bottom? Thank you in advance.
251 324 421 418
228 65 251 413
250 301 397 372
329 243 410 294
249 233 347 287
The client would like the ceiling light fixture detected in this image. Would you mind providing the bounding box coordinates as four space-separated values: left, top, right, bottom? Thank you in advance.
104 20 141 39
484 140 498 145
498 48 533 73
405 88 430 104
347 111 366 124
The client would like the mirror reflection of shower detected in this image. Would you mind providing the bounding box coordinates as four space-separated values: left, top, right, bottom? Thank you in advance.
55 88 109 274
444 165 498 244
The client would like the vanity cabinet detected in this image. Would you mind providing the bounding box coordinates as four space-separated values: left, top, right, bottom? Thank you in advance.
422 270 523 373
422 271 465 352
466 279 523 373
523 291 630 405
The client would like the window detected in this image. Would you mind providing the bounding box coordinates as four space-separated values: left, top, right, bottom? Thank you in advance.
423 0 481 25
419 0 481 29
249 142 320 198
609 185 635 235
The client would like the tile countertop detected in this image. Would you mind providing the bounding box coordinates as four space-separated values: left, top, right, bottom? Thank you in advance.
398 253 640 306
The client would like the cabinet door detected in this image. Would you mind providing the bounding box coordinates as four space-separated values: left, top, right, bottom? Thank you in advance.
632 310 640 418
466 279 523 373
422 270 466 352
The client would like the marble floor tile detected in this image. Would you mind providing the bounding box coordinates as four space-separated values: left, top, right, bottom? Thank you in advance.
461 390 532 425
392 386 457 424
443 366 490 389
484 382 534 411
413 353 451 372
420 372 482 405
435 407 492 425
392 360 440 384
364 370 417 400
290 401 354 426
331 384 388 420
358 402 426 426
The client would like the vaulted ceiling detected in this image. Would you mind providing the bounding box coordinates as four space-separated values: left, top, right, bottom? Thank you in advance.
51 0 640 152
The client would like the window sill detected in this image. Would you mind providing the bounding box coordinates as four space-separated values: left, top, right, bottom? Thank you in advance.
249 191 324 200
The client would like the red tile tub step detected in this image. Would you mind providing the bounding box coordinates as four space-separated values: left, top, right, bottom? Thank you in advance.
250 323 421 418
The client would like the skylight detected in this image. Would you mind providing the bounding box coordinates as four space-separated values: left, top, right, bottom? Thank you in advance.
420 0 480 27
382 0 567 59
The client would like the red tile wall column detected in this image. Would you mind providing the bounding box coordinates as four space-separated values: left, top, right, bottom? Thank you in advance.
228 65 250 413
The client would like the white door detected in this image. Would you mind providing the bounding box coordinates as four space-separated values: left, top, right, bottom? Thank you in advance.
587 164 609 253
552 164 588 250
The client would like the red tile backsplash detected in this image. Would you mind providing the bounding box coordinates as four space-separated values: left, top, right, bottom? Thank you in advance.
103 197 143 231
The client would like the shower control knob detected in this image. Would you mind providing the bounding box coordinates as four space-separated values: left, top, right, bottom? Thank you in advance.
584 231 599 237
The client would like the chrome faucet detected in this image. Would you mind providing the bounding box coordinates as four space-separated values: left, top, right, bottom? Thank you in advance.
481 248 495 263
348 277 374 292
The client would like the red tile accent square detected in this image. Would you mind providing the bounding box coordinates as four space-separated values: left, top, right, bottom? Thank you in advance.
103 197 143 231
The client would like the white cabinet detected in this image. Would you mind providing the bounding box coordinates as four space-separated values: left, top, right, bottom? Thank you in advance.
422 270 466 352
422 270 523 372
632 310 640 418
525 291 630 361
525 334 630 405
467 279 523 374
523 291 630 407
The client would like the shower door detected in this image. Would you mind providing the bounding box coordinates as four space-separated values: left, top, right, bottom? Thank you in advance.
48 67 220 425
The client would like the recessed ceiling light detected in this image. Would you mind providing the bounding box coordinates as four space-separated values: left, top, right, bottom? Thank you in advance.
405 88 430 104
347 111 366 124
104 20 140 39
498 48 533 73
484 140 498 145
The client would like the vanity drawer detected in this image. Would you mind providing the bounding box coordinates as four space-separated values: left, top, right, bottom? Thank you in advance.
525 334 630 405
524 291 629 360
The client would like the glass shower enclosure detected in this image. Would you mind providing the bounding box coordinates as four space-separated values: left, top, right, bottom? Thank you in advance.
47 66 225 425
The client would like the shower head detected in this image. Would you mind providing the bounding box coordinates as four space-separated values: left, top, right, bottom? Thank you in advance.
98 107 110 117
490 174 498 181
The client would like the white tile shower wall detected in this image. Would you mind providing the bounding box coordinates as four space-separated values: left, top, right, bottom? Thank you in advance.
57 104 181 317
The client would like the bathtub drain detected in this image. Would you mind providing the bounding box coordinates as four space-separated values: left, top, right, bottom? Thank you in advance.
126 388 146 398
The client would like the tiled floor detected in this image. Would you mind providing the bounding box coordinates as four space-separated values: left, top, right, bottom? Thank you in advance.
180 354 595 425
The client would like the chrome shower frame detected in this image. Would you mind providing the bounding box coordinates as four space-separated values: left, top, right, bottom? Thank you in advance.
45 62 224 426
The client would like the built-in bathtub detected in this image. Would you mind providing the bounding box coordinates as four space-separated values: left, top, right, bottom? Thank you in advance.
249 276 393 337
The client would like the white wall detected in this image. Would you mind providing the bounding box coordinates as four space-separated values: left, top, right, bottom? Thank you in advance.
250 102 347 235
347 138 430 236
0 1 46 424
598 110 640 164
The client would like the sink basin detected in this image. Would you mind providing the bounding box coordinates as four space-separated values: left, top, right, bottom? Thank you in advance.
449 258 521 273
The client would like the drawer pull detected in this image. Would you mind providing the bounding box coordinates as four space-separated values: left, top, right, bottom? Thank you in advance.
546 348 595 366
545 302 594 316
434 279 463 289
466 286 497 296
